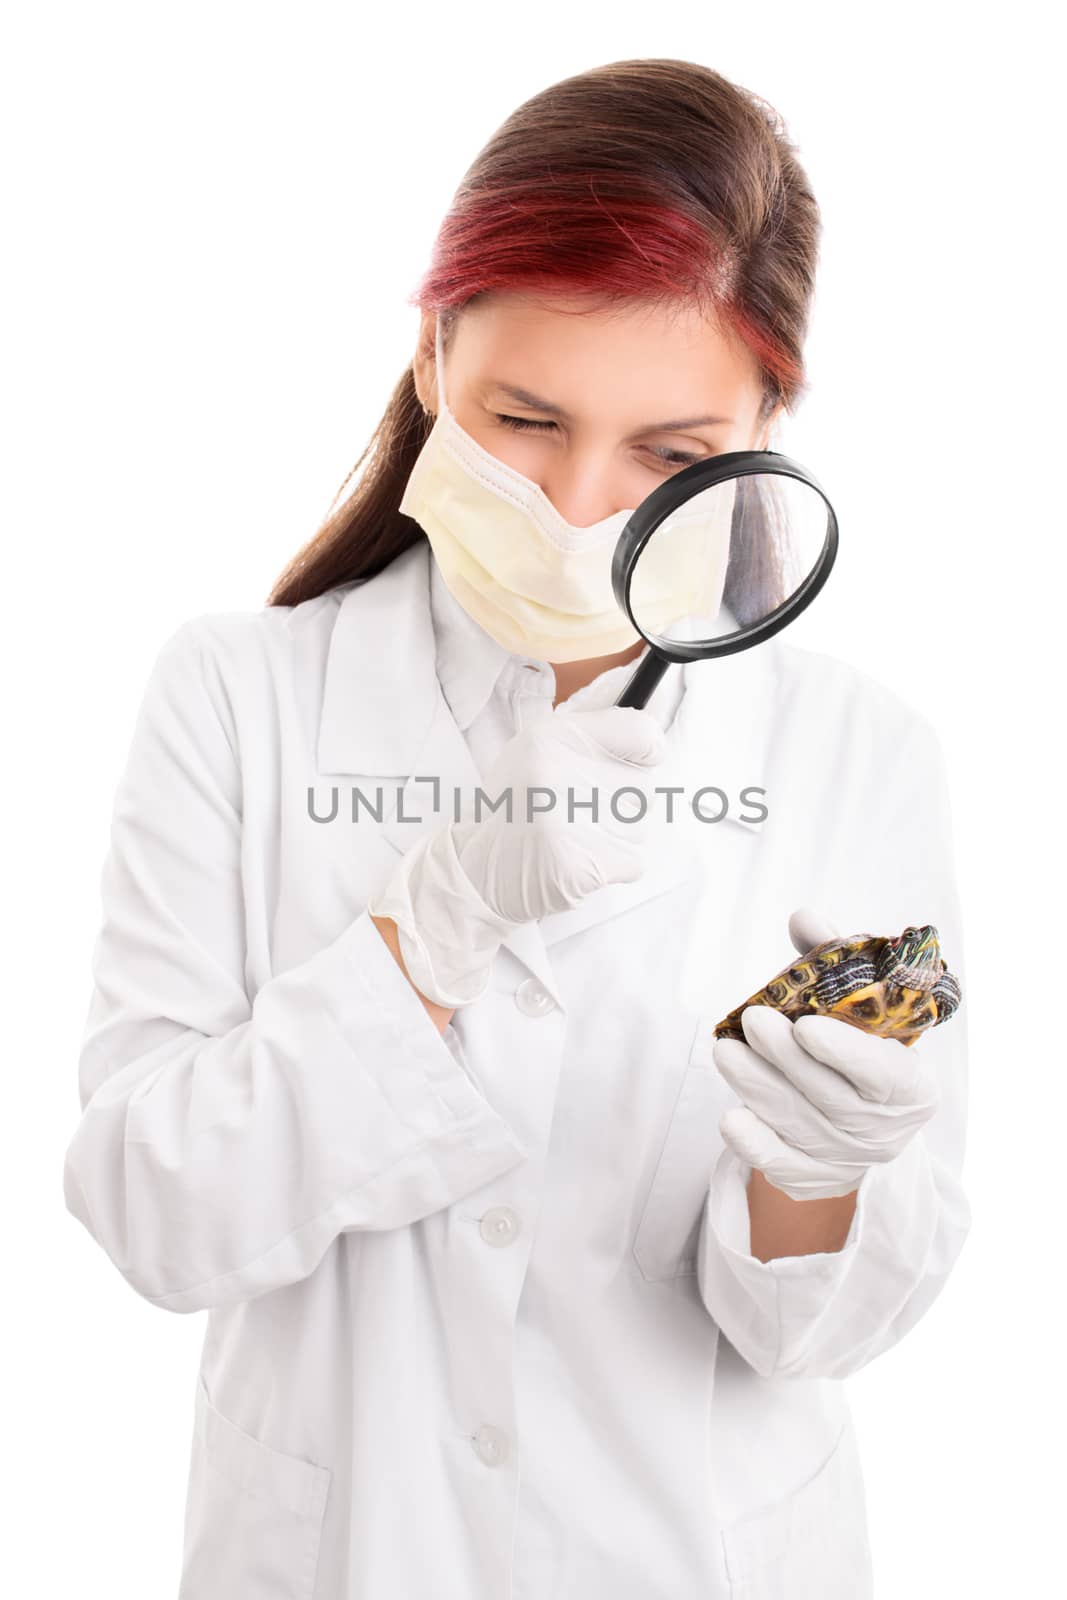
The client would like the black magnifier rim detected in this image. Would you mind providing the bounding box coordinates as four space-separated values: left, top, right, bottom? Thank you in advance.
610 448 839 664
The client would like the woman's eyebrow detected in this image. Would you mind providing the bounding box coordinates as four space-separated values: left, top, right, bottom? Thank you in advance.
489 380 733 432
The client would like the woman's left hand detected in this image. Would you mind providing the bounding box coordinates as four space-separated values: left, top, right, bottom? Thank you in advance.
712 908 941 1201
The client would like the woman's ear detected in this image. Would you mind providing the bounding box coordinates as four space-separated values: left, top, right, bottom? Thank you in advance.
412 310 439 415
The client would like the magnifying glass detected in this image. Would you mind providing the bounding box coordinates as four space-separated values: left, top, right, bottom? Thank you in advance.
611 450 839 710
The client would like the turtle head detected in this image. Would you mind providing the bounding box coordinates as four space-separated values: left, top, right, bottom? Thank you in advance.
887 924 941 990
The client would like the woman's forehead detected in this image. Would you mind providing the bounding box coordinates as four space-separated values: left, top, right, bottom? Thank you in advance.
451 295 764 423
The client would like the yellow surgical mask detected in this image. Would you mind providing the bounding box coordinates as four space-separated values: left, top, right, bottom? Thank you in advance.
399 316 732 662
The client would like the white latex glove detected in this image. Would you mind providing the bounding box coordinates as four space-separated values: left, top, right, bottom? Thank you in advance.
367 705 668 1008
713 907 941 1201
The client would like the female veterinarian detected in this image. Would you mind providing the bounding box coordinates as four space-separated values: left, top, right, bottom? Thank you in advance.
62 58 970 1600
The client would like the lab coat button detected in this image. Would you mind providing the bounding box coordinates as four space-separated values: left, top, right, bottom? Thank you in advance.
514 978 556 1017
479 1205 521 1247
472 1424 510 1467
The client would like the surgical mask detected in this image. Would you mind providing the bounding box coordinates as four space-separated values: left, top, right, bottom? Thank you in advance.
399 316 733 662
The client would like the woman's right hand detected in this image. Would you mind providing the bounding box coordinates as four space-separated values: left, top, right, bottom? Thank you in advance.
367 706 668 1008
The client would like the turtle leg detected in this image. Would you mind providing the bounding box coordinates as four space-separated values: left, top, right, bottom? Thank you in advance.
813 956 877 1009
932 969 962 1023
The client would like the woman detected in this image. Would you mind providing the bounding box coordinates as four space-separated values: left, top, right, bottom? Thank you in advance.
62 59 971 1600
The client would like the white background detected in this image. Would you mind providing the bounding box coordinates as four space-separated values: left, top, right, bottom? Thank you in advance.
4 2 1063 1593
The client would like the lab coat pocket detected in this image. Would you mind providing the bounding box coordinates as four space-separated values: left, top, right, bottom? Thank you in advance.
632 1022 732 1283
178 1370 331 1600
720 1419 873 1599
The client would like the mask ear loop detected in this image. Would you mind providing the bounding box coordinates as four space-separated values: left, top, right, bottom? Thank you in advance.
432 315 447 417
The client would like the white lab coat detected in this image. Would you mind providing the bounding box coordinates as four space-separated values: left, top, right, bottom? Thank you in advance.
63 538 972 1599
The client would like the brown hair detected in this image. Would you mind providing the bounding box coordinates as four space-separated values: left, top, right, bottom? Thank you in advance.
266 58 820 608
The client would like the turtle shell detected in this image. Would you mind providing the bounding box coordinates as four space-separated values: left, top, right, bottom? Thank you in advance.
713 924 962 1048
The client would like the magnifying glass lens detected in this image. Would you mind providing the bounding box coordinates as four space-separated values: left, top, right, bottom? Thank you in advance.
627 472 834 646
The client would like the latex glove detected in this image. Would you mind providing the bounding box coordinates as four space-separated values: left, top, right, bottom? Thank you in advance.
713 907 941 1201
367 705 668 1008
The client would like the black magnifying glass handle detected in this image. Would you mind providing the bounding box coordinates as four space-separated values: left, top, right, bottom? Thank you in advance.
615 647 671 710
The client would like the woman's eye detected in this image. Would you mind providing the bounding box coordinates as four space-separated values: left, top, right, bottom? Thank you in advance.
493 413 701 470
495 413 555 434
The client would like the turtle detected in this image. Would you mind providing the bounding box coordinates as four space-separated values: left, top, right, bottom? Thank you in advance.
713 924 962 1048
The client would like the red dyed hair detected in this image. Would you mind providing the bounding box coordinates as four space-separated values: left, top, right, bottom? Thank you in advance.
269 59 818 606
411 178 804 407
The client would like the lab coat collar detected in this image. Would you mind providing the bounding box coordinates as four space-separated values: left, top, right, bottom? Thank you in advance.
317 542 561 993
318 542 440 776
427 549 513 732
427 548 686 732
317 540 773 774
316 540 782 1001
